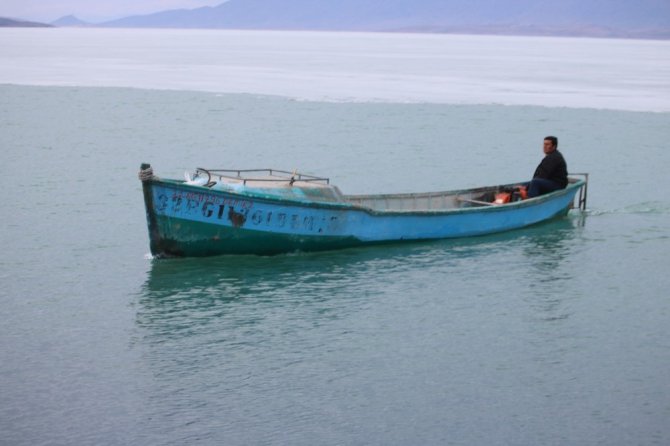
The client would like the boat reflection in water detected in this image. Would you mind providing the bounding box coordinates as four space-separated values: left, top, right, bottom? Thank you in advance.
137 216 584 335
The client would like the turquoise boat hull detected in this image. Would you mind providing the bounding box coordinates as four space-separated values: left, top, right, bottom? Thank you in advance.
140 165 587 257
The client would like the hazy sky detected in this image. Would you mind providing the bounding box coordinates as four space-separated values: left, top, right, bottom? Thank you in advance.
2 0 225 23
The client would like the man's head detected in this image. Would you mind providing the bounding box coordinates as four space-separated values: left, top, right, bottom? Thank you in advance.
543 136 558 154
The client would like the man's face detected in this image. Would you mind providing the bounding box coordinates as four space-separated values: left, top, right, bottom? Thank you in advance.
543 139 555 154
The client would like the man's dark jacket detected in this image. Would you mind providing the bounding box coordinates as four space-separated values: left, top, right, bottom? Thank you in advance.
533 150 568 188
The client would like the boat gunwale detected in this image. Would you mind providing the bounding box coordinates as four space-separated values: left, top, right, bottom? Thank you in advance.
147 176 586 216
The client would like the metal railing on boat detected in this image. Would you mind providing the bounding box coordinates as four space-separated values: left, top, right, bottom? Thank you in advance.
569 173 589 211
195 168 330 186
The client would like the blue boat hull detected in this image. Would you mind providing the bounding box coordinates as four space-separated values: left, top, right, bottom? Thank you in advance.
141 172 585 256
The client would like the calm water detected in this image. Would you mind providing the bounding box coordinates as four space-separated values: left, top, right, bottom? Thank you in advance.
2 28 670 111
1 29 670 445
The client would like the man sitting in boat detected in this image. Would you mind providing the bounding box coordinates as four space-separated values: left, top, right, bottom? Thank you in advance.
525 135 568 198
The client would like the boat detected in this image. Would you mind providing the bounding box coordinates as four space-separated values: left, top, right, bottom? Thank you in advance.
139 163 588 257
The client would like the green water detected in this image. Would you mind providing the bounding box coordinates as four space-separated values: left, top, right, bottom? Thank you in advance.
1 85 669 445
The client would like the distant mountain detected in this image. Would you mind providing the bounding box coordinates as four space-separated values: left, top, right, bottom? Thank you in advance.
51 15 90 27
0 17 52 28
102 0 670 39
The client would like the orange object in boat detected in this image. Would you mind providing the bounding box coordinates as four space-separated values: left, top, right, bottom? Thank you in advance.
517 186 528 200
494 192 512 204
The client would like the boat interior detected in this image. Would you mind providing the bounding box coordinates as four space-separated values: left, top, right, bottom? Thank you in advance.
346 176 586 211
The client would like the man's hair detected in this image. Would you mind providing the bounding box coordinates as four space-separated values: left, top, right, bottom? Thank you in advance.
544 136 558 148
